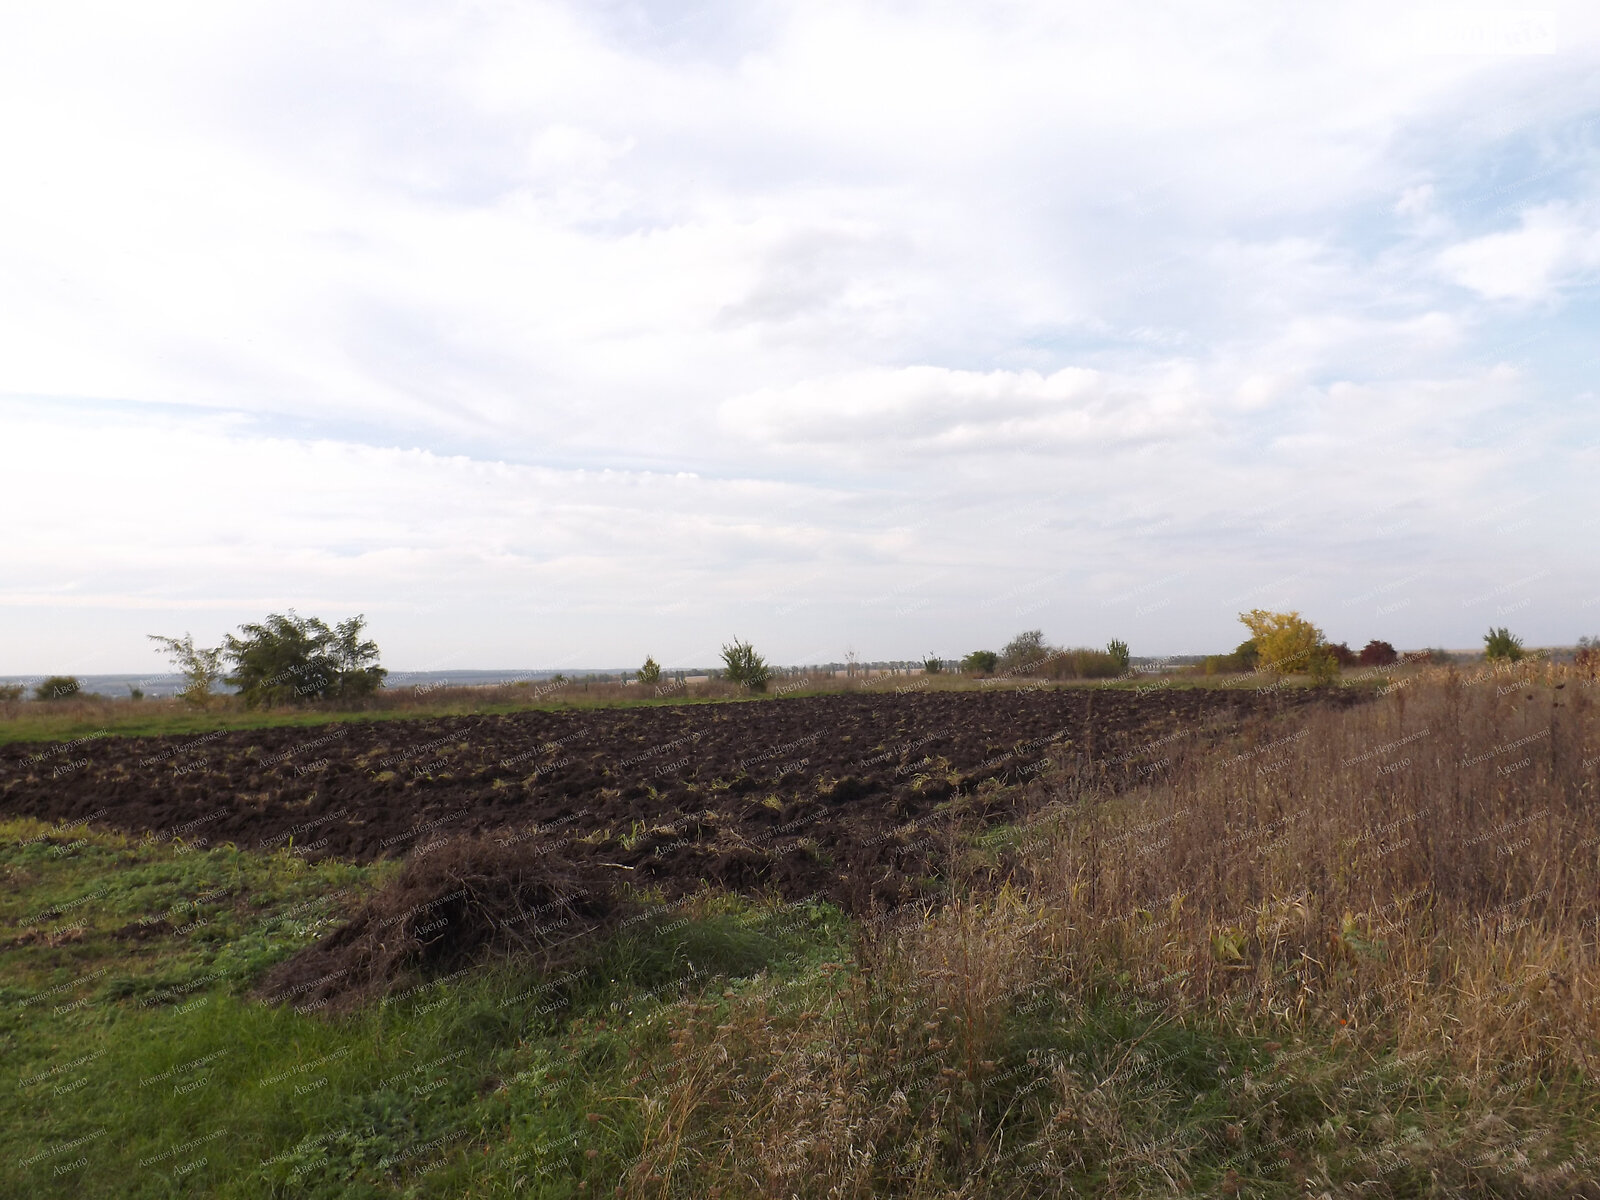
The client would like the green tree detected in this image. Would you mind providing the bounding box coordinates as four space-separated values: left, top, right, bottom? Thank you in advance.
961 650 999 675
720 639 770 692
33 675 80 701
1484 627 1524 663
1107 639 1131 673
1238 610 1328 675
923 654 944 675
223 611 386 708
638 655 662 685
148 632 224 707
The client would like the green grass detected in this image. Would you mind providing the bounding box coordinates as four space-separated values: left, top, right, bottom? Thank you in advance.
0 819 850 1198
4 811 1593 1196
0 694 758 748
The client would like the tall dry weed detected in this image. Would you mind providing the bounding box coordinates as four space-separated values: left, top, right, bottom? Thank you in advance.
618 666 1600 1196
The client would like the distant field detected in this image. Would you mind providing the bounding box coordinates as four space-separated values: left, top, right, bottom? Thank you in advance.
0 665 1379 748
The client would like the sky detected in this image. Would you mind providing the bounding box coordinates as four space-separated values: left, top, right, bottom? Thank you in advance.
3 1 1599 674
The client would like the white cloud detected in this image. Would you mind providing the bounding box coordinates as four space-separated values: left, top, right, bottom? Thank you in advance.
1397 183 1437 217
3 0 1600 667
1437 203 1600 301
722 365 1160 453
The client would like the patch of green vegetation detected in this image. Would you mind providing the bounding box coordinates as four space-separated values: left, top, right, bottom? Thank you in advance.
0 819 382 1010
0 822 849 1199
0 691 802 748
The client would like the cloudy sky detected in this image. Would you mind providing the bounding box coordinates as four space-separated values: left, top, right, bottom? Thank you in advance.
4 1 1598 674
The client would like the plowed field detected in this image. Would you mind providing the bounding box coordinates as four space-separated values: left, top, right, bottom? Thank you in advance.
1 687 1359 909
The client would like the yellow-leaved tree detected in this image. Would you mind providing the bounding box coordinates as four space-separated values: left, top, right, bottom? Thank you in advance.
1237 609 1334 677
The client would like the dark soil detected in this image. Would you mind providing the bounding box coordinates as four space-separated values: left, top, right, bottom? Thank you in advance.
255 836 629 1012
2 687 1360 916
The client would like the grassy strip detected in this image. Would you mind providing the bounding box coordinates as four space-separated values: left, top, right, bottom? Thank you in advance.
0 694 757 748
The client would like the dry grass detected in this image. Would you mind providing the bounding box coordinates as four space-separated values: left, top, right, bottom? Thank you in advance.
609 665 1600 1197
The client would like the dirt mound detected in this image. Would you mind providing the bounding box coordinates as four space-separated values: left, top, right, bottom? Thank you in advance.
257 836 629 1012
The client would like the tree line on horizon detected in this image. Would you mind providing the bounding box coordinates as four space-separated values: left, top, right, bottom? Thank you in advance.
7 612 1589 709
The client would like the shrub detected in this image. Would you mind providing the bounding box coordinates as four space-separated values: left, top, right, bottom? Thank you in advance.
1308 647 1341 685
1235 638 1259 669
1483 628 1524 663
33 675 80 701
224 611 387 708
923 654 943 675
638 656 662 685
1203 639 1258 675
720 639 770 692
1049 648 1124 679
961 650 999 675
0 682 24 702
1238 610 1327 675
1326 641 1356 667
1107 639 1130 673
999 630 1054 675
1358 639 1398 667
148 632 224 707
